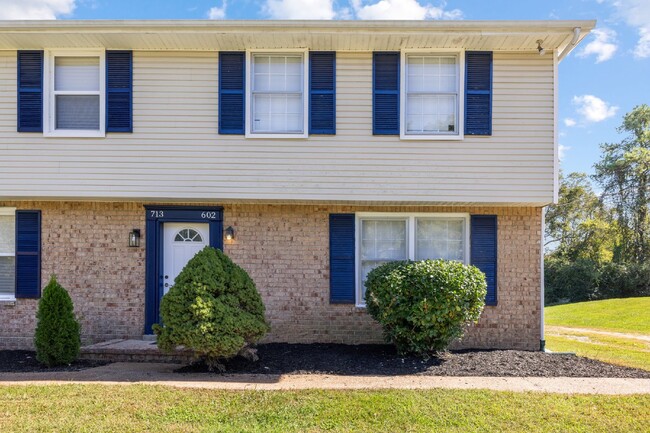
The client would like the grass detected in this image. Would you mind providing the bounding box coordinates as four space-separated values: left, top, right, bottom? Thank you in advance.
545 297 650 334
0 385 648 432
545 297 650 371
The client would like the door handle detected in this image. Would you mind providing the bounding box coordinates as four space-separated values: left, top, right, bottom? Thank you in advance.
164 283 169 287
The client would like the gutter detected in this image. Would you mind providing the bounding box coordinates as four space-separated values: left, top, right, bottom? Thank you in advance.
558 27 582 62
540 208 546 351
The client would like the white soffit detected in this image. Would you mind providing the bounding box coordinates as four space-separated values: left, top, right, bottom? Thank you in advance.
0 20 595 57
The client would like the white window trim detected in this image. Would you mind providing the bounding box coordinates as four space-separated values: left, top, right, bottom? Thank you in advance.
400 49 465 141
245 49 309 139
43 49 106 138
0 207 16 301
355 212 470 307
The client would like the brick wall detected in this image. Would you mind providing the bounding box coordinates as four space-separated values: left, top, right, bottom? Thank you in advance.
0 201 542 350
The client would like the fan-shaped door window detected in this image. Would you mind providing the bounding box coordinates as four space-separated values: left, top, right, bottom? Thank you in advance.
174 228 204 243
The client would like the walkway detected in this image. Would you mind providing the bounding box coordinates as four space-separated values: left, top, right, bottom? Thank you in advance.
1 362 649 394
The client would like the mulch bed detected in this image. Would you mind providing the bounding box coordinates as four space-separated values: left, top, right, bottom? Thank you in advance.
177 343 650 378
0 350 108 373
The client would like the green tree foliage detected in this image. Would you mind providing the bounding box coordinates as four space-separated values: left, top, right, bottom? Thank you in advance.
545 171 615 263
34 276 81 367
594 104 650 264
154 247 269 368
365 260 486 355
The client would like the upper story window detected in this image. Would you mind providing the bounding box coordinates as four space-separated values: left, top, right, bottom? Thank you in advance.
0 208 16 301
400 52 463 140
246 52 308 138
44 50 105 137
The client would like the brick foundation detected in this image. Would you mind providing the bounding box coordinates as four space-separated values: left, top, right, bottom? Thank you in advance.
0 201 542 350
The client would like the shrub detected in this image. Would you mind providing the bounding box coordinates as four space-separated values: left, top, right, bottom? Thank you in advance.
154 247 269 368
544 257 600 304
365 259 487 355
34 276 81 367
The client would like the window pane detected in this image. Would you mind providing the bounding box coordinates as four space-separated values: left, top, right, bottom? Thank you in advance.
0 215 15 255
55 57 100 92
253 55 302 92
360 219 408 300
416 218 465 261
252 94 303 133
0 256 15 296
56 95 100 130
407 95 456 133
407 55 457 93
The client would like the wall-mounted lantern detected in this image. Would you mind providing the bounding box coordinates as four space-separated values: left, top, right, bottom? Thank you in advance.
224 226 235 241
128 229 141 247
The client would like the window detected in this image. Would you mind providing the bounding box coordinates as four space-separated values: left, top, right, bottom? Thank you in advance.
357 213 469 305
401 52 463 140
247 52 308 138
44 50 105 137
174 229 203 243
0 208 16 300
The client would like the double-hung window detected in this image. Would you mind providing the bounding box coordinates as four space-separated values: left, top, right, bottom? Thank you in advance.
401 53 463 139
0 208 16 301
44 50 105 137
357 213 469 305
247 52 308 138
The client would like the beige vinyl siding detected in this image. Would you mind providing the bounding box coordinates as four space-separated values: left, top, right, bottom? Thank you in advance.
0 50 554 204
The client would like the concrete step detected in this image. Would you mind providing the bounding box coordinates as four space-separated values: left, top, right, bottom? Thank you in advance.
80 339 194 364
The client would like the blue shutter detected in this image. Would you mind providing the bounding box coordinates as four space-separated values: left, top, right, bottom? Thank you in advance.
309 52 336 134
465 51 492 136
219 52 245 134
106 51 133 132
17 51 43 132
471 215 498 306
15 210 41 299
329 214 355 304
372 52 400 135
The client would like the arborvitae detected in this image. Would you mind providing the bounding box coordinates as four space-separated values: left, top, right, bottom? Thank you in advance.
34 276 81 367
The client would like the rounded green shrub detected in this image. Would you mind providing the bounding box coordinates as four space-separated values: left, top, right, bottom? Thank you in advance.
154 247 270 367
34 276 81 367
365 259 487 355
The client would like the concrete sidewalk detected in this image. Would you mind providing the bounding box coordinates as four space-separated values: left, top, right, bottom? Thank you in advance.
1 362 650 394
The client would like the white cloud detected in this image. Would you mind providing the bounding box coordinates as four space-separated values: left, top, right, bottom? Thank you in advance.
558 144 570 162
207 1 227 19
606 0 650 58
564 118 577 127
577 28 618 63
351 0 462 20
0 0 75 19
263 0 336 19
572 95 619 123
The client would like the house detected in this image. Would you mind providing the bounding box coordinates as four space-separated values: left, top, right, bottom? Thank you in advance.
0 20 594 351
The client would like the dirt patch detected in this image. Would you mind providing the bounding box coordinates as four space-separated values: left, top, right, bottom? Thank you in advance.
176 343 650 378
0 350 108 373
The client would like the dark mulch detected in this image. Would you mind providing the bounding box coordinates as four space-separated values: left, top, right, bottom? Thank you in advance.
176 343 650 378
0 351 108 373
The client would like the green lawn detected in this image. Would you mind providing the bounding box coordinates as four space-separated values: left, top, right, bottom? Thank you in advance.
0 385 648 432
545 297 650 334
545 297 650 371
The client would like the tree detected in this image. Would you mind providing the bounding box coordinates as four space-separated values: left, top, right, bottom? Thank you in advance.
594 104 650 264
34 276 81 367
545 171 614 263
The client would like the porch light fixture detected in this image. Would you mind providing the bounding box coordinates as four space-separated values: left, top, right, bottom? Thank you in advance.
536 40 546 56
224 226 235 241
128 229 141 247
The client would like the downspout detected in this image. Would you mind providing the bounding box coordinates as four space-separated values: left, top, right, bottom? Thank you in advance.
558 27 581 62
540 208 546 351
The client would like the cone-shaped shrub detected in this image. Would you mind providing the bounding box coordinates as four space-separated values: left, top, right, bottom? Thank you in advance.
154 247 269 366
34 276 81 367
365 259 487 355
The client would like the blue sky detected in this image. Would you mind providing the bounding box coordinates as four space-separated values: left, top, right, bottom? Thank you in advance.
1 0 649 175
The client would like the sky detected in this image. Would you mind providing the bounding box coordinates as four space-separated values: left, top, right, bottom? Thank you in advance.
0 0 649 176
